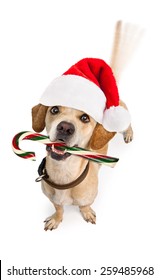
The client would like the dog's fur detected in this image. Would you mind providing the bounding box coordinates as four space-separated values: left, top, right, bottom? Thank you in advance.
32 101 133 230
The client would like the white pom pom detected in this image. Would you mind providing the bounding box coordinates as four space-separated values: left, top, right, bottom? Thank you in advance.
102 106 131 132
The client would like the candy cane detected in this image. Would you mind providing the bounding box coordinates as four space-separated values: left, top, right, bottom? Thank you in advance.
12 131 119 167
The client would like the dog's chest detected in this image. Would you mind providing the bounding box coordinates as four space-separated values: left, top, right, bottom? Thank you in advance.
44 156 87 205
52 189 73 205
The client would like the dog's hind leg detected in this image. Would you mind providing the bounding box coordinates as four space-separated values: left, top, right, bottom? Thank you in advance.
123 125 133 143
79 205 96 224
44 203 64 230
120 100 133 143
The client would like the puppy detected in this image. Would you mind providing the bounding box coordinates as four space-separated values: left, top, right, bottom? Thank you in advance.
32 102 133 230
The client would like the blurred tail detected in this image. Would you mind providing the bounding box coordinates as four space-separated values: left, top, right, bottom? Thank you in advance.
110 20 144 83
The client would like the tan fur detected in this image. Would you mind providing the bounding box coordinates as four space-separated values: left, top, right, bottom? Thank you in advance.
89 124 116 150
32 104 48 132
32 103 133 230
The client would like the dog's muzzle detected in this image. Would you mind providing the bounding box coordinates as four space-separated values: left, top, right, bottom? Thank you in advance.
47 121 76 161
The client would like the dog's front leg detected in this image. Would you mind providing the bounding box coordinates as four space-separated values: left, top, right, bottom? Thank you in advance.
79 205 96 224
44 203 64 231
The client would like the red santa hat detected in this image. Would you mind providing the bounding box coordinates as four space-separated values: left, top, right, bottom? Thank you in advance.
40 58 131 132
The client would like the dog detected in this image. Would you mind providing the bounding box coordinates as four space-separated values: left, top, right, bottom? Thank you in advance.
32 100 133 230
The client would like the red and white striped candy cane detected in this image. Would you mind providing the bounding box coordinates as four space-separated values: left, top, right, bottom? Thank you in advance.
12 131 119 167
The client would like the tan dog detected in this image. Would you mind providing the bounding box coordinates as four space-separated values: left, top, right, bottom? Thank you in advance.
32 101 133 230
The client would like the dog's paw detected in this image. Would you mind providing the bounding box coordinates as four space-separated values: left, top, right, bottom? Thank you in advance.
123 125 133 143
44 214 62 231
80 206 96 224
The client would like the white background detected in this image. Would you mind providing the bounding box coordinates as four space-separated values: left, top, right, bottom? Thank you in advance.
0 0 160 279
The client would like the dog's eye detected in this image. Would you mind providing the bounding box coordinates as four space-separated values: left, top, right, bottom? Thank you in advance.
80 114 90 123
50 106 59 115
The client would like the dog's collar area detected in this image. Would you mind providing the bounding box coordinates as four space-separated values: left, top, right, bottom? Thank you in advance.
35 157 90 190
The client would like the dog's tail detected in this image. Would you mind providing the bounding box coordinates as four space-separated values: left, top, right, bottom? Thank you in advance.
110 20 144 83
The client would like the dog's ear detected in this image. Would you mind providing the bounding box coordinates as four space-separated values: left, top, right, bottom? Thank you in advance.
90 123 116 150
32 104 48 132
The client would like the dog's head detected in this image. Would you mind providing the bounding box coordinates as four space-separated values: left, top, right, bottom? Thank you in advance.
32 104 116 159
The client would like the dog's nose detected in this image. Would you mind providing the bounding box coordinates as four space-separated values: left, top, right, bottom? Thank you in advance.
57 121 75 137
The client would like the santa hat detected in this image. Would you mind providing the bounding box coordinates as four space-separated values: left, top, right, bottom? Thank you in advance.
40 58 131 132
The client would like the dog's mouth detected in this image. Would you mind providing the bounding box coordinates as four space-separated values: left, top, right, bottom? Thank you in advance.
46 139 78 161
46 144 70 161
